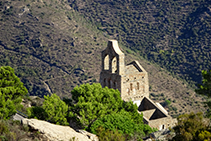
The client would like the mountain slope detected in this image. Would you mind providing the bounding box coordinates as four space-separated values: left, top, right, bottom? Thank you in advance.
69 0 211 86
0 0 107 97
0 0 206 116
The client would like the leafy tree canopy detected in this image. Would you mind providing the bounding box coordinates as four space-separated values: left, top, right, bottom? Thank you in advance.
90 110 156 138
69 83 154 136
70 83 124 128
0 66 28 119
0 66 28 100
0 92 17 120
29 94 69 125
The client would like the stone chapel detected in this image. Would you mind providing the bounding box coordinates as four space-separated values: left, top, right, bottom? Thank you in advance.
100 40 176 130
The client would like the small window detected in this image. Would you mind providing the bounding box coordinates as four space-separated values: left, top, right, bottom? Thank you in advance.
130 83 133 90
137 82 139 90
162 125 165 129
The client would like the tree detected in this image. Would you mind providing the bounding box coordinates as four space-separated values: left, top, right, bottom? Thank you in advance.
28 106 47 121
0 66 28 119
0 92 17 120
69 83 155 138
172 112 211 141
0 66 28 100
195 70 211 118
90 110 155 139
42 94 69 125
70 83 123 128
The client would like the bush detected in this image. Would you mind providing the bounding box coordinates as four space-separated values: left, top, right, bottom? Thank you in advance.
96 126 126 141
0 120 9 134
172 112 211 141
90 111 146 137
165 99 171 106
42 94 69 125
29 94 69 125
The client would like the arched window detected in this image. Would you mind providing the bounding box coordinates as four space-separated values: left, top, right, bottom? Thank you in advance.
104 55 109 70
111 57 117 73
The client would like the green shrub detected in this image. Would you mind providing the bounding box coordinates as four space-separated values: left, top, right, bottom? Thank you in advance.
90 111 143 136
164 99 171 107
172 112 211 141
96 126 126 141
90 110 156 139
0 120 9 134
28 106 47 120
42 94 69 125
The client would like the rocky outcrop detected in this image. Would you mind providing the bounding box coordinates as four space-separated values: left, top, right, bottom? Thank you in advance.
22 118 98 141
144 129 175 141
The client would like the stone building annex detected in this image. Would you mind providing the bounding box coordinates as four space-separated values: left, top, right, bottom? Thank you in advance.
100 40 176 130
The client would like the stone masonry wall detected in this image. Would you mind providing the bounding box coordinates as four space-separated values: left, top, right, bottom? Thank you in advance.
121 73 149 101
148 117 177 130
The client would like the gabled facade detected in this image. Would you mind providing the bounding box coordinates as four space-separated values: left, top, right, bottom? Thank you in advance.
100 40 176 130
139 97 176 130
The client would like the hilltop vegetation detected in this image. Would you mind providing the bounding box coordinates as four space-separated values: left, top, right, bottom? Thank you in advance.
0 0 208 117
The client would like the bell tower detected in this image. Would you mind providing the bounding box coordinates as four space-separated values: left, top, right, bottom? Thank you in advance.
100 40 125 94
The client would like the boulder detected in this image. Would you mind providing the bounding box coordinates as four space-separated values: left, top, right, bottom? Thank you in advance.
22 118 98 141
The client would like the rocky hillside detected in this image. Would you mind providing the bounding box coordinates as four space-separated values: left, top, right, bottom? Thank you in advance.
0 0 107 97
0 0 207 117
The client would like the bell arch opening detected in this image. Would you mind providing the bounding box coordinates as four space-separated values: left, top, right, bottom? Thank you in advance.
112 57 117 73
104 55 109 70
